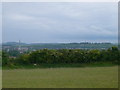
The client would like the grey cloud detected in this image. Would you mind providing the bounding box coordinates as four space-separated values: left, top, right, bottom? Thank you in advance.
2 2 118 43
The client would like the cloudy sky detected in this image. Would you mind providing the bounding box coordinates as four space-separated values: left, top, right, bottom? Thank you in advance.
2 2 118 43
0 2 2 43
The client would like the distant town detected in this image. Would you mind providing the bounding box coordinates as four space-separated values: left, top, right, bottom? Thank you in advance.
2 41 117 54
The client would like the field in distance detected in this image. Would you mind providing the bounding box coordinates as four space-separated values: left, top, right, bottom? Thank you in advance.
3 66 118 88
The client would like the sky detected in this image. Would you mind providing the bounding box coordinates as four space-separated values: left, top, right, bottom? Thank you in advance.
2 2 118 43
0 2 2 43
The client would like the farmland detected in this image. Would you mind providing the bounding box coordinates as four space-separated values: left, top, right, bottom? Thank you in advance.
2 46 119 88
2 2 119 89
2 66 118 88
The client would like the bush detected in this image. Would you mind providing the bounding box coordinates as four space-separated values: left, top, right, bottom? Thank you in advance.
2 47 120 66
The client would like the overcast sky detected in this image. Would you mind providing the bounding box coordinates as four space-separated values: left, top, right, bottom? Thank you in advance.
0 2 2 43
2 2 118 43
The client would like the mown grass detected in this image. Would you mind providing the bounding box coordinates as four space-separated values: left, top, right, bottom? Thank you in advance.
2 66 118 88
2 62 117 69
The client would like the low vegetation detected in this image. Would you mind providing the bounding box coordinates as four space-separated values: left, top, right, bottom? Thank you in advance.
3 66 118 88
2 47 119 88
2 46 119 68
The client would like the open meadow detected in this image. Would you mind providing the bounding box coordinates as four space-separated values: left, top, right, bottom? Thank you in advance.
2 1 119 89
2 66 118 88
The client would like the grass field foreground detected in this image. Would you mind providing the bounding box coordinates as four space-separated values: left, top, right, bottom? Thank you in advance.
3 66 118 88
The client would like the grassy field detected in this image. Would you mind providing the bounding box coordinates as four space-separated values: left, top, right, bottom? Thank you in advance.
0 69 1 89
2 66 118 88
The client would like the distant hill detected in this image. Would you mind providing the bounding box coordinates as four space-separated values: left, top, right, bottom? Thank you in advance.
28 42 117 50
2 42 117 50
2 42 27 46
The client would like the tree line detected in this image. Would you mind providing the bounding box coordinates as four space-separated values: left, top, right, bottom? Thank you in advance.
2 46 119 66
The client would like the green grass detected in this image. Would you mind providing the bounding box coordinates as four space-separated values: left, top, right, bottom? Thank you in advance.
2 62 117 69
2 66 118 88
